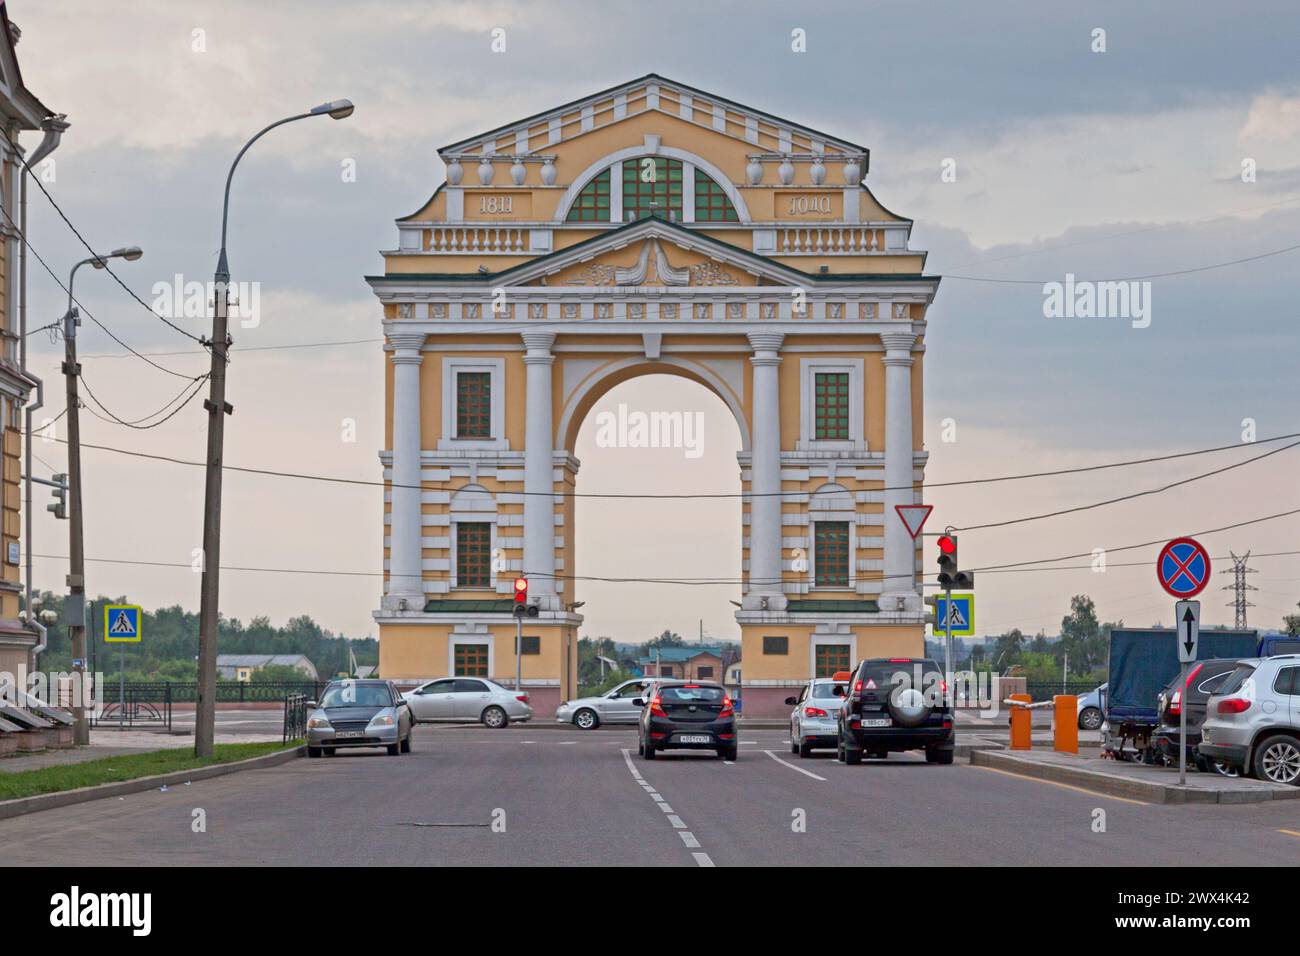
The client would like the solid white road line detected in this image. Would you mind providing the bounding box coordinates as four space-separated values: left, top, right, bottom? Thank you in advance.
764 749 827 781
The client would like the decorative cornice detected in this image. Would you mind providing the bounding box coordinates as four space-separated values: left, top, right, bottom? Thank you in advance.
747 331 785 354
879 331 917 353
387 331 427 354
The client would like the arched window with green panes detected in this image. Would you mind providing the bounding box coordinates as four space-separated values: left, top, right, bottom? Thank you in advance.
566 158 739 223
565 168 611 222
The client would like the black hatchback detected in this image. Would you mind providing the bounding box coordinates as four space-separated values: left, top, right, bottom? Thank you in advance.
635 680 738 761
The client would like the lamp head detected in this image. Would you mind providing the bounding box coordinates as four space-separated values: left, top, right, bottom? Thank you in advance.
311 99 355 120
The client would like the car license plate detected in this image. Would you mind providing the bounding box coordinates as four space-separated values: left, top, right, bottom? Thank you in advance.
336 731 364 738
677 734 712 744
861 718 891 728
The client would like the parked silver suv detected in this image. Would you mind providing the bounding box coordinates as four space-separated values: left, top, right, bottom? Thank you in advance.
1200 656 1300 785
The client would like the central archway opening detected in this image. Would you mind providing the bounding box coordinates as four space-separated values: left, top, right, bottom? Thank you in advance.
572 373 742 691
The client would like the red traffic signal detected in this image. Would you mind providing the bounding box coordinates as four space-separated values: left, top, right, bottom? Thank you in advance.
937 535 957 555
513 577 528 604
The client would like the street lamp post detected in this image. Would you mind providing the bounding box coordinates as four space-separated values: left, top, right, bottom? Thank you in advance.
63 246 143 744
194 100 354 758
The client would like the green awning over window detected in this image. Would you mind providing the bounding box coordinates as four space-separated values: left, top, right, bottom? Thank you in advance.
786 599 880 614
422 599 516 613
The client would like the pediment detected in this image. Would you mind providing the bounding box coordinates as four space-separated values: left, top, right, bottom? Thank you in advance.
504 218 807 289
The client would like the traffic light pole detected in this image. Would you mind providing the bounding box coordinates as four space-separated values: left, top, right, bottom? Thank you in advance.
943 585 953 708
62 306 88 745
515 612 523 692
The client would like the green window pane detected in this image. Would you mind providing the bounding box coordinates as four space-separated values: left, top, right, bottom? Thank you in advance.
565 169 612 222
456 522 492 589
814 372 850 440
456 371 492 438
694 171 739 222
814 521 850 587
623 157 683 221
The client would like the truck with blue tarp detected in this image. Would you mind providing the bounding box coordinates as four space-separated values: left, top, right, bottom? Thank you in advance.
1105 627 1258 760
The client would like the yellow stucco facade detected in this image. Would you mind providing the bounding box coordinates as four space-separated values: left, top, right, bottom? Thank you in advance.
370 74 939 717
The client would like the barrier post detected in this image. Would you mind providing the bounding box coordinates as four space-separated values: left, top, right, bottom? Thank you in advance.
1009 693 1032 750
1054 695 1078 754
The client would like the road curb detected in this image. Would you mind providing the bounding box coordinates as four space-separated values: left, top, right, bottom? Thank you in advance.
0 745 306 821
969 749 1300 804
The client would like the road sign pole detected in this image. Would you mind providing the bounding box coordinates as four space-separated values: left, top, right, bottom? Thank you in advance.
1179 659 1188 785
944 586 953 707
515 611 523 692
119 641 125 731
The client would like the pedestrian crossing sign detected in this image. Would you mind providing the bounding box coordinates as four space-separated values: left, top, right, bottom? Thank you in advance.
934 594 974 637
104 604 142 643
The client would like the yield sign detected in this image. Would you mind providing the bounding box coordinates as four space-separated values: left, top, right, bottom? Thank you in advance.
1157 537 1212 598
895 504 933 540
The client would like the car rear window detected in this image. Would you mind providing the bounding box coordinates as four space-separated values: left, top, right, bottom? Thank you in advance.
856 659 942 691
659 685 724 703
1215 665 1255 696
811 683 847 699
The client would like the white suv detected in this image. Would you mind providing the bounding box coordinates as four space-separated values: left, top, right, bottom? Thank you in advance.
1200 655 1300 785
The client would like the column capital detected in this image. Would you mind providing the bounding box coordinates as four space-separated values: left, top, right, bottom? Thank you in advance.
387 331 426 359
521 330 557 352
747 331 785 354
879 331 916 355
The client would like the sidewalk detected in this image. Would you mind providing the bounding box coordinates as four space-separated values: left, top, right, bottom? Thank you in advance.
0 727 284 774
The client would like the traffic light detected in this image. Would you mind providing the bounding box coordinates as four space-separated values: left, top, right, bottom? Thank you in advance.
512 577 539 617
936 533 974 589
47 473 68 520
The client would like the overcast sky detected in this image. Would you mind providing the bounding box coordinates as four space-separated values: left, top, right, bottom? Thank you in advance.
13 0 1300 646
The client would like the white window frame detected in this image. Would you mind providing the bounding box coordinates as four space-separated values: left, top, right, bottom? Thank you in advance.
440 357 507 451
809 500 856 590
448 633 494 678
809 634 857 680
798 357 865 452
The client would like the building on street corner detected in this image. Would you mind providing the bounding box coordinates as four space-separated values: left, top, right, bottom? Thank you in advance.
0 6 61 679
369 75 939 717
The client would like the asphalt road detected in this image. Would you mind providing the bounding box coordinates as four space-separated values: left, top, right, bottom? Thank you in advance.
3 726 1298 866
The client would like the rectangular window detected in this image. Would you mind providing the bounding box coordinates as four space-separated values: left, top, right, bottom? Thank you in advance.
520 635 540 655
697 666 714 679
456 371 492 438
814 372 850 440
456 522 492 588
660 665 674 677
815 521 850 587
454 643 489 677
763 636 789 655
815 644 852 678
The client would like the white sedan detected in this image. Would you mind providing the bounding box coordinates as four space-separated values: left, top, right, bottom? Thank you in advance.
555 678 655 729
402 677 533 728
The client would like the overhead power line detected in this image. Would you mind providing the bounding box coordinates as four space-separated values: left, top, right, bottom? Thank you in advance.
45 428 1300 502
3 129 203 346
944 241 1300 284
76 371 210 430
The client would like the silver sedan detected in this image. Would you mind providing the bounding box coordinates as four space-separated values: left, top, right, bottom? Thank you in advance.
785 677 848 757
555 678 654 729
306 679 413 757
401 677 533 728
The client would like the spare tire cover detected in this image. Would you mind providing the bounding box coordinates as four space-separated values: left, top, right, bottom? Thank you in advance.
889 686 931 728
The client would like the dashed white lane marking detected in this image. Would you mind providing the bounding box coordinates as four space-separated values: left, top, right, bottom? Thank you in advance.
622 748 716 868
764 749 827 781
559 741 576 745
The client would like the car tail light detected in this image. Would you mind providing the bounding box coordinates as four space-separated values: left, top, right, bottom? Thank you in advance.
718 696 735 719
650 694 667 718
515 694 529 704
804 706 828 718
1217 698 1251 714
888 658 911 663
1168 690 1182 717
853 679 863 694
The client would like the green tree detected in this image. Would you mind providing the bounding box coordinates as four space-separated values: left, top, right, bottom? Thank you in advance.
1284 602 1300 637
1060 595 1105 674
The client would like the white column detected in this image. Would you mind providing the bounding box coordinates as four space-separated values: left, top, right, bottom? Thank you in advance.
880 331 918 610
745 331 786 610
385 332 426 610
522 330 558 608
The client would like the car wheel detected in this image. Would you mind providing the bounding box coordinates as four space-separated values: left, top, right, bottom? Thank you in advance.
844 746 863 765
790 735 799 755
482 706 508 729
643 740 656 760
718 746 738 761
637 736 644 756
387 741 401 756
401 733 412 754
1078 707 1103 731
574 708 599 730
926 746 954 765
307 746 321 758
323 748 335 757
1253 735 1300 785
798 740 813 758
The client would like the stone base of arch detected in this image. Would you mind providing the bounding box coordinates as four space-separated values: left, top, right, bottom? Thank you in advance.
736 620 924 718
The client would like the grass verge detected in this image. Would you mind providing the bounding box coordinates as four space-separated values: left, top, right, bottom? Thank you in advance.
0 740 303 802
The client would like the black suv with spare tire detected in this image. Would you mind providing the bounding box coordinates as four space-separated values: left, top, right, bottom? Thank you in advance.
836 657 955 765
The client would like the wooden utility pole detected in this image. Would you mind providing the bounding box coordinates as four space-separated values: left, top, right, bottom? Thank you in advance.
62 305 88 745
